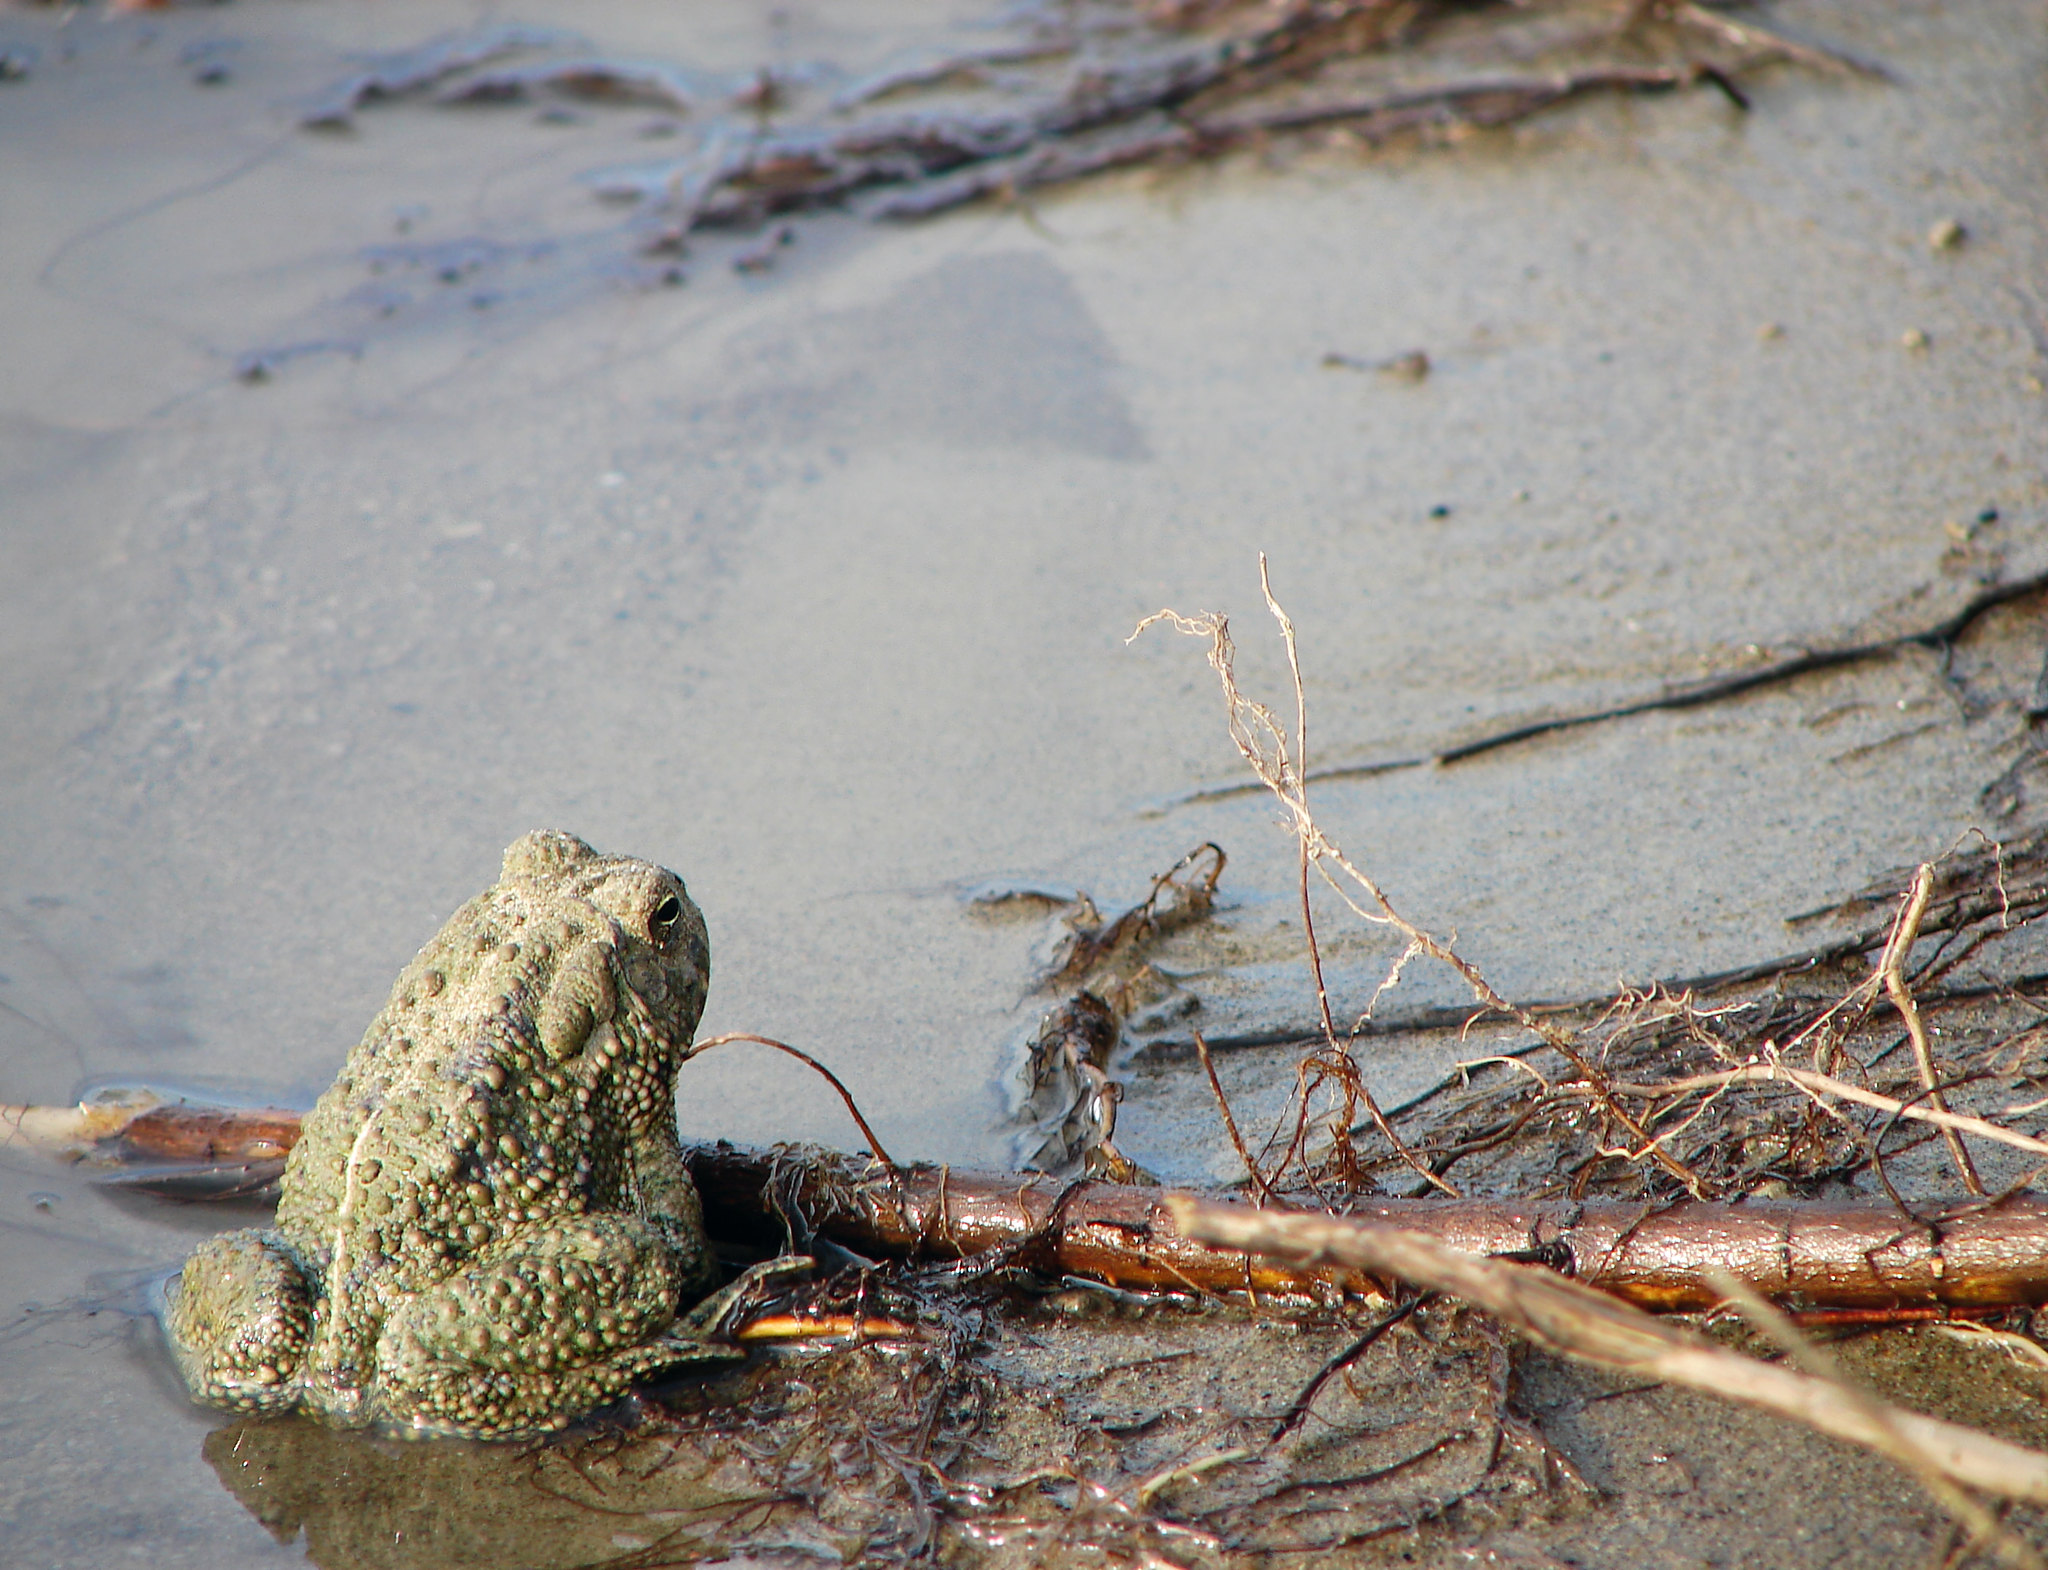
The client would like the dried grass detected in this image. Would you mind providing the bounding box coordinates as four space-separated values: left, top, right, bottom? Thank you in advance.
1136 557 2048 1546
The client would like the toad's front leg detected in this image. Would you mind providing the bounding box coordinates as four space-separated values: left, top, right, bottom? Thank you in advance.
166 1228 315 1416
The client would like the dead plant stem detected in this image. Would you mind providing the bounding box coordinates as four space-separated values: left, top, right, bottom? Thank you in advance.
1600 1064 2048 1162
1710 1272 2042 1570
693 1032 900 1173
1884 865 1986 1194
1194 1029 1275 1204
1134 560 1706 1199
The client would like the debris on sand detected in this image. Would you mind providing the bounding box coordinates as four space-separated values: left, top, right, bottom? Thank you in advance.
299 3 1875 254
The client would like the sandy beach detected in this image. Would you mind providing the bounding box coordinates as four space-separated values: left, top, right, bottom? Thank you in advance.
2 1 2045 1563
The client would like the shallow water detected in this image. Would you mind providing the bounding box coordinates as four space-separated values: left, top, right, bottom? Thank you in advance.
2 1 2045 1564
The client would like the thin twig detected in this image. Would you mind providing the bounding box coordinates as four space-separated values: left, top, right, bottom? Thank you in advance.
1195 1029 1275 1204
1596 1064 2048 1162
1271 1293 1432 1442
1882 865 1986 1194
693 1032 899 1173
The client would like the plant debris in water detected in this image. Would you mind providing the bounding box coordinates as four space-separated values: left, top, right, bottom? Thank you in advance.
301 2 1872 257
1001 842 1225 1179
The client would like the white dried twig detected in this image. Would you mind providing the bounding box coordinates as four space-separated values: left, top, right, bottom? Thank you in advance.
1170 1198 2048 1520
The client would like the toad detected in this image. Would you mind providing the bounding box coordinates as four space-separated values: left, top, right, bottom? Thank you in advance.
167 830 763 1438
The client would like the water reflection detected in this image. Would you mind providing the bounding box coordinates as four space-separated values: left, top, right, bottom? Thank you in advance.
201 1409 749 1570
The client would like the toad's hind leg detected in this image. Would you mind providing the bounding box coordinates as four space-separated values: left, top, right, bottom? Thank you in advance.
367 1212 735 1438
167 1228 313 1415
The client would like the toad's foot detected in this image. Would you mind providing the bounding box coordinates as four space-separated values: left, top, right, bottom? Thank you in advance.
675 1255 816 1338
165 1228 312 1416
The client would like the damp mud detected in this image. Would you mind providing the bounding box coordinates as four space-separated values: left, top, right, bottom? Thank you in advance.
2 1 2047 1565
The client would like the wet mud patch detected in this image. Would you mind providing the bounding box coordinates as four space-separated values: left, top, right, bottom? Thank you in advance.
166 1277 2048 1568
179 1283 1592 1568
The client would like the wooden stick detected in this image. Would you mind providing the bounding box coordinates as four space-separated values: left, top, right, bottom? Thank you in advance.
21 1097 2048 1313
690 1143 2048 1312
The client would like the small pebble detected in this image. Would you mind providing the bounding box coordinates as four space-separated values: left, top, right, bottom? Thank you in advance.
1378 349 1430 383
1757 322 1785 342
1900 327 1929 351
1928 217 1965 251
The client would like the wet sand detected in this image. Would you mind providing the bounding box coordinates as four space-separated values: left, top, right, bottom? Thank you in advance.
2 1 2045 1564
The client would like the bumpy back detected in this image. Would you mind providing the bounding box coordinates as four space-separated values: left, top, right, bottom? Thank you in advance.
272 832 709 1286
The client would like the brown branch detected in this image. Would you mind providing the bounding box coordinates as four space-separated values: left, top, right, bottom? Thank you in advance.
32 1096 2048 1312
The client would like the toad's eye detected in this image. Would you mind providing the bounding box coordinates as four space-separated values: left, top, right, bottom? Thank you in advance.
649 894 683 946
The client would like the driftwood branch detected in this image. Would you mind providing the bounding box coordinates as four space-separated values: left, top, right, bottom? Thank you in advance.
691 1143 2048 1313
301 3 1874 252
17 1096 2048 1314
